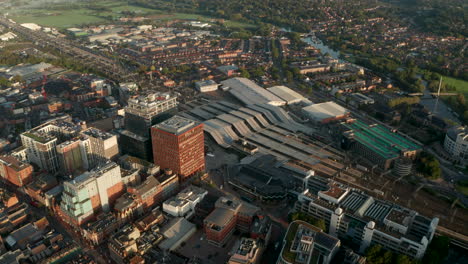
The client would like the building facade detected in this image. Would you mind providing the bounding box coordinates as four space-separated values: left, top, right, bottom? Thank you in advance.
204 197 259 246
119 92 177 161
0 156 33 187
59 161 124 226
293 182 438 259
162 185 207 218
151 116 205 181
444 126 468 163
81 128 119 168
277 220 340 264
56 138 89 176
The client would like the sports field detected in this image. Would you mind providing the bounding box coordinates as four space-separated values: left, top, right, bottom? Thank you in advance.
5 0 254 29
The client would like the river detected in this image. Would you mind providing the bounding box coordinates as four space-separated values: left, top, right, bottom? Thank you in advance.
302 36 342 61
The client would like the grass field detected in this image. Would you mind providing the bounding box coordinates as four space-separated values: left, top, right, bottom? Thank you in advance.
6 0 255 29
443 75 468 94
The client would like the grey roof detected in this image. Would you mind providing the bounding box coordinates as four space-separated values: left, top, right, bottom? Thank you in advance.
266 85 305 104
302 101 349 121
159 217 196 250
221 78 285 106
204 207 235 227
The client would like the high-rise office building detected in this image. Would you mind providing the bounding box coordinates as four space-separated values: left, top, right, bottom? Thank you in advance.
151 115 205 181
59 161 123 226
119 92 177 161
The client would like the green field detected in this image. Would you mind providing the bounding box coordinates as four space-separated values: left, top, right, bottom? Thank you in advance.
5 0 255 29
443 75 468 94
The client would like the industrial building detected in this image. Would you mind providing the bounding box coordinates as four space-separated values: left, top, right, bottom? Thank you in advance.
221 78 286 106
180 100 348 179
119 92 177 161
302 101 350 124
151 116 205 181
444 126 468 163
266 85 306 105
341 119 421 170
228 154 291 202
195 80 219 92
277 220 340 264
294 181 438 260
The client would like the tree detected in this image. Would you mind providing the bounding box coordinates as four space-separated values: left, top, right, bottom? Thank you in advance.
285 70 294 82
422 236 450 264
417 152 441 180
395 255 413 264
240 68 250 78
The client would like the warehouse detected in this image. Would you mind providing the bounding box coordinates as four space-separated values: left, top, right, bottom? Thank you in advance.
302 101 350 123
266 85 305 105
221 78 286 106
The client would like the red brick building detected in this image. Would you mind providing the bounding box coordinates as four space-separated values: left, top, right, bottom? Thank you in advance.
0 155 33 187
203 197 259 246
151 116 205 181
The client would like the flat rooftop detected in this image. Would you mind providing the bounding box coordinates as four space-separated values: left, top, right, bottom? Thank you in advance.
342 119 421 159
302 101 349 121
153 115 198 135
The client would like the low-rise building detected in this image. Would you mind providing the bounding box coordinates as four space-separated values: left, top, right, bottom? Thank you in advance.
204 197 259 246
108 224 141 264
294 181 438 259
228 237 263 264
0 156 33 187
341 119 421 170
302 101 350 124
158 217 196 251
277 220 340 264
162 185 207 218
195 80 218 92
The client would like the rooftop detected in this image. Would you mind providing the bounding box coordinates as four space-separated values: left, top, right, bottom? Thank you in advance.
221 77 285 106
0 156 31 171
153 115 198 135
342 119 421 159
302 101 350 121
81 127 114 140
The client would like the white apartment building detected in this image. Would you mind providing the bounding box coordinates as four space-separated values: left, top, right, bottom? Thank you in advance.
444 126 468 163
294 182 438 260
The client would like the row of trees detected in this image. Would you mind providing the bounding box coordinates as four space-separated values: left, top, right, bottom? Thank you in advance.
388 97 421 108
365 245 416 264
417 151 442 180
